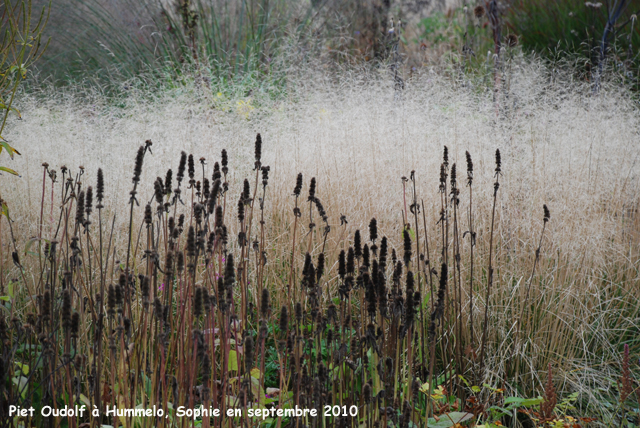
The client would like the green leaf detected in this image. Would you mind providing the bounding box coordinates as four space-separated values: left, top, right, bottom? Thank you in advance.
0 296 10 301
0 140 21 158
0 166 19 176
521 397 543 407
503 396 524 405
427 412 474 427
471 385 481 393
14 361 29 375
228 350 238 371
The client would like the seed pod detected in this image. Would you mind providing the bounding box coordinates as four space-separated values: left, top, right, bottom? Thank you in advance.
165 169 173 194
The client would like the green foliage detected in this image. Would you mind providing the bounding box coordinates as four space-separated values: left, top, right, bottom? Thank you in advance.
506 0 640 87
0 0 49 180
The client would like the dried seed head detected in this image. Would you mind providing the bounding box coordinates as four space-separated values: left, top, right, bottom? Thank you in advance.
165 251 174 280
215 205 223 227
212 162 221 182
403 229 412 266
165 169 173 194
364 383 372 403
466 151 473 185
369 218 378 243
506 33 519 47
218 277 227 313
393 261 403 286
237 197 245 222
244 335 255 371
362 244 370 269
543 205 550 223
308 177 316 202
140 275 150 304
279 305 289 332
144 204 152 226
221 149 228 175
224 254 235 290
71 312 80 339
173 250 183 273
254 133 262 166
76 191 85 226
209 179 221 213
443 145 449 167
338 250 346 280
133 145 144 184
379 237 388 270
347 247 355 275
261 165 270 187
96 168 104 204
177 151 187 184
194 287 203 318
316 253 326 281
354 230 362 259
62 290 72 331
186 226 196 258
474 4 485 17
154 178 164 205
293 173 303 197
495 149 501 173
188 154 195 181
107 284 116 316
261 288 270 318
295 302 302 323
85 186 93 215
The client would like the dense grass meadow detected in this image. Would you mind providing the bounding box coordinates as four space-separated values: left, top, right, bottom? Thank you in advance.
1 1 640 427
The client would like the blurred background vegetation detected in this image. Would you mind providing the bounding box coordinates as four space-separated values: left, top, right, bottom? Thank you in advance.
18 0 640 92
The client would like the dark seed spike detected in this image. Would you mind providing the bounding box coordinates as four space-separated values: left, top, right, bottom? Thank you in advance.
279 305 289 332
85 186 93 215
338 250 346 280
354 230 362 260
177 151 187 184
165 169 173 194
96 168 104 203
403 229 412 266
293 173 303 197
466 151 473 185
308 177 316 202
133 145 145 184
369 218 378 243
261 288 270 318
188 154 195 181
